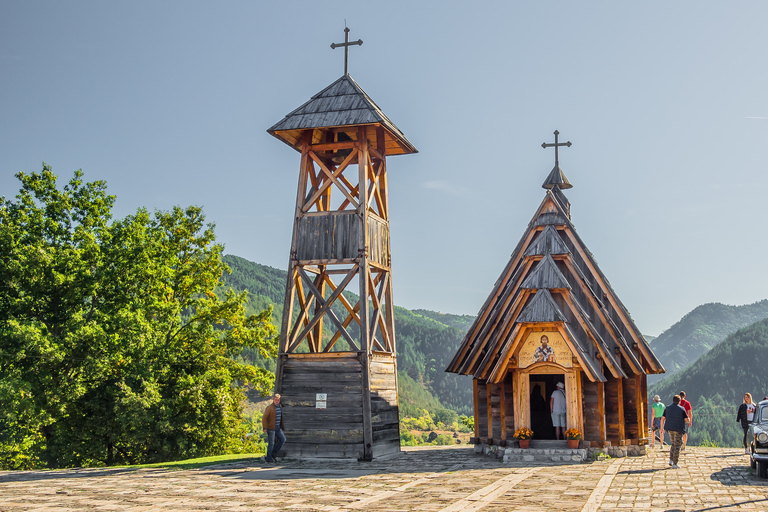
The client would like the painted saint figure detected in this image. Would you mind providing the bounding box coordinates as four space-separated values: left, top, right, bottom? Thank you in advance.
533 334 556 363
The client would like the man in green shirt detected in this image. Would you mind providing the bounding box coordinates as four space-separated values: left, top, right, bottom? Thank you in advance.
650 395 666 448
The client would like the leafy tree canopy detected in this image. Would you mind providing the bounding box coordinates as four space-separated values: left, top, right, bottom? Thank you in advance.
0 165 277 469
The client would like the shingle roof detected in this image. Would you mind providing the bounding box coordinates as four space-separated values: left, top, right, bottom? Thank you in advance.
268 74 417 155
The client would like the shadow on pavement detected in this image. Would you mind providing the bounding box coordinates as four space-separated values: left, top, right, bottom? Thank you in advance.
710 466 768 486
689 497 768 511
618 468 667 475
0 467 143 483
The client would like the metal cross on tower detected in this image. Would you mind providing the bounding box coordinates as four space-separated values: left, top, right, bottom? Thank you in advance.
541 130 572 165
330 26 363 75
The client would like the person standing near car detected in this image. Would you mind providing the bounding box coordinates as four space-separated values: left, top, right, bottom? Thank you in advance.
661 395 689 469
737 392 756 454
262 393 286 463
679 391 692 450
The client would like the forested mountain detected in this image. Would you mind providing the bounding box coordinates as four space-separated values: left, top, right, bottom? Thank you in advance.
647 300 768 385
221 255 473 415
649 317 768 447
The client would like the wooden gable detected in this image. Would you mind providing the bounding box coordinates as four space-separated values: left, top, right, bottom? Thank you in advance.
447 188 664 384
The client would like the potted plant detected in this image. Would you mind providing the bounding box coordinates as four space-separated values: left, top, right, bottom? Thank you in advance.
513 427 534 448
565 428 581 449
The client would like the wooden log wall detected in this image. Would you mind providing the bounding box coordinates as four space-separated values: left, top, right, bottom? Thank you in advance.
503 377 515 441
621 359 639 440
604 373 621 442
296 213 360 261
280 354 364 458
476 380 488 442
369 354 400 458
580 374 602 442
489 383 502 443
366 216 390 267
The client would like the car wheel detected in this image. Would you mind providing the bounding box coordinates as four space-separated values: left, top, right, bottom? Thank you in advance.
750 453 757 470
758 460 768 479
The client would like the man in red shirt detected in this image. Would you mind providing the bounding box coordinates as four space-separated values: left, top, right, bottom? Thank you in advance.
679 390 692 450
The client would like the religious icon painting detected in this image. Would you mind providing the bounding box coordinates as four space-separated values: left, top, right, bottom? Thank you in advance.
518 331 573 369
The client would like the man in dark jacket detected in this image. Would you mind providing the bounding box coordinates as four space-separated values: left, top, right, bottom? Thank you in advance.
262 393 285 463
661 395 689 469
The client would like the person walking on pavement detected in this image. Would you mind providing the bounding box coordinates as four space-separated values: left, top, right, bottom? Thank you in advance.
550 382 567 440
660 395 689 469
737 392 756 454
262 393 286 463
650 395 666 448
679 391 692 450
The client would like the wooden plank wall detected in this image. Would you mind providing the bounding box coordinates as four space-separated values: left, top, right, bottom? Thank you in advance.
476 380 488 442
504 378 515 441
280 355 365 458
604 373 621 441
489 383 501 442
581 375 602 441
370 354 400 457
297 213 360 261
295 213 389 267
622 384 639 440
366 216 390 267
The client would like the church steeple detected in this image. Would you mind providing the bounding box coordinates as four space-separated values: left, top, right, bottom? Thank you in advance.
541 130 573 190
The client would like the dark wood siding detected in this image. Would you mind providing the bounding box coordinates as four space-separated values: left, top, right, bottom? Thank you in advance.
280 355 365 458
297 213 360 261
581 374 602 441
370 354 400 457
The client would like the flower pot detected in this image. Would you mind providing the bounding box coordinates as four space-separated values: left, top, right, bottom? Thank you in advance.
567 439 579 449
518 439 530 449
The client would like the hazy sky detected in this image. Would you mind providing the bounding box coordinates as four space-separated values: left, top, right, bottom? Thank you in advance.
2 2 767 336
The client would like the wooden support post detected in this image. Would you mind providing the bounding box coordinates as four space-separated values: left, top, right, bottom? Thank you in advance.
565 371 582 433
358 131 373 461
473 379 480 441
486 382 493 442
597 380 606 441
514 372 530 429
636 373 646 440
617 377 625 442
499 380 507 442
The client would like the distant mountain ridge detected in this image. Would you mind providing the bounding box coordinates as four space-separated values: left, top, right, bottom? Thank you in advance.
648 300 768 385
649 317 768 447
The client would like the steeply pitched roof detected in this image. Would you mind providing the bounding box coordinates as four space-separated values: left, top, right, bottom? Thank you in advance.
267 74 417 156
542 164 573 189
446 186 664 383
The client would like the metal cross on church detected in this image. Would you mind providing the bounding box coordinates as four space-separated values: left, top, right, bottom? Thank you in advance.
541 130 572 165
330 26 363 75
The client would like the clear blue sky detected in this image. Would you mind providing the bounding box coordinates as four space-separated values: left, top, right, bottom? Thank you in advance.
2 2 767 336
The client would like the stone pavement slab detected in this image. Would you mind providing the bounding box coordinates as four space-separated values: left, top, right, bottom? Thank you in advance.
0 445 766 511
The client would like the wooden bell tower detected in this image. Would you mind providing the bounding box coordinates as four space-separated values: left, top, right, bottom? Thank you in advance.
267 29 417 460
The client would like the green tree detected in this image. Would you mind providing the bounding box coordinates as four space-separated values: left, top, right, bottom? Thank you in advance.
0 166 277 469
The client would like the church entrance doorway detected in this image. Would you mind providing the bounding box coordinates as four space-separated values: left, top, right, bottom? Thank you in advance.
529 373 565 440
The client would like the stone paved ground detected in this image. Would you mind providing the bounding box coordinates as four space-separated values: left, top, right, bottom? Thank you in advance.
1 445 767 511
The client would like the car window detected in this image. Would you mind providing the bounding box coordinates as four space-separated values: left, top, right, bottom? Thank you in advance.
761 405 768 424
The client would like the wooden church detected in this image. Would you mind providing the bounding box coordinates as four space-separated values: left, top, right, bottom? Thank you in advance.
447 132 664 450
267 29 416 460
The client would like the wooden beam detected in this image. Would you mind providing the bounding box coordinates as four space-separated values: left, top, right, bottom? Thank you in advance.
617 377 625 441
357 129 373 461
636 373 646 441
565 371 582 433
486 382 493 441
473 379 480 440
597 380 606 441
499 379 507 441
